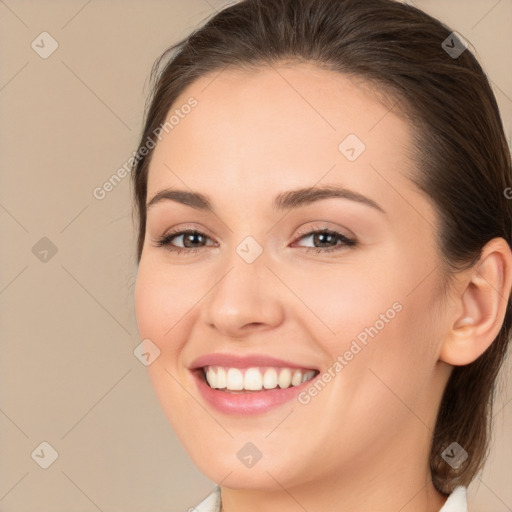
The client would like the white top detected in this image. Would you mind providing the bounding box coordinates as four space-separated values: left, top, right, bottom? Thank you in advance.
189 485 468 511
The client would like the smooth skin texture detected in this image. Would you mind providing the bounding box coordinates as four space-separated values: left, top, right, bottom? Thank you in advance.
134 62 512 512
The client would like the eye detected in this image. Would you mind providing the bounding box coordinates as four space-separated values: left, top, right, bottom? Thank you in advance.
152 228 216 255
152 226 357 255
292 227 357 254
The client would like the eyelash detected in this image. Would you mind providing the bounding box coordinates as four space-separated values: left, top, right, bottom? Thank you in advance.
153 227 357 256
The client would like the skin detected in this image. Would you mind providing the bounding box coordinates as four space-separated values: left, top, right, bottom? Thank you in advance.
134 62 512 511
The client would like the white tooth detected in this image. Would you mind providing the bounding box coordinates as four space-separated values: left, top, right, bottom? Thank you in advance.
278 368 292 388
216 367 227 389
209 366 313 391
226 368 244 390
291 370 303 386
206 367 217 388
244 368 263 390
302 370 316 383
263 368 278 389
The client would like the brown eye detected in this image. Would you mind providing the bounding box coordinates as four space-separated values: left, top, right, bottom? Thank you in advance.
153 229 215 255
293 228 357 253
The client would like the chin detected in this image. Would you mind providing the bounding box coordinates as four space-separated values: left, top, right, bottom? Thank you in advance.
189 448 310 492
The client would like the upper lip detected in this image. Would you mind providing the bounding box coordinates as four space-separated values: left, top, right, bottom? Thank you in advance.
189 353 319 371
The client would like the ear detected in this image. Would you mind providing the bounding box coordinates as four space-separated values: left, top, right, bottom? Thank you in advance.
439 237 512 366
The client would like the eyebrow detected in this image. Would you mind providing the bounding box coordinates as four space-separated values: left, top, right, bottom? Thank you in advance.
146 185 386 214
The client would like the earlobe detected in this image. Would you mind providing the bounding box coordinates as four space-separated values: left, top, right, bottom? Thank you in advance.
439 237 512 366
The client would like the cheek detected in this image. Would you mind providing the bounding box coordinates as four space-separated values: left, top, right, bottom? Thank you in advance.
134 269 168 343
345 268 445 421
134 261 200 352
134 263 200 429
300 250 441 396
134 269 186 399
291 260 399 345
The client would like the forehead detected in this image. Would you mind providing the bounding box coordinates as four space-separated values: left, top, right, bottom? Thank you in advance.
146 62 425 218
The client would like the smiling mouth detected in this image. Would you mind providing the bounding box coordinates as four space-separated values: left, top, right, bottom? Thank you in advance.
199 365 319 393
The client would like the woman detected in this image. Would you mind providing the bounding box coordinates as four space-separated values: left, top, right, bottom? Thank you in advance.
131 0 512 510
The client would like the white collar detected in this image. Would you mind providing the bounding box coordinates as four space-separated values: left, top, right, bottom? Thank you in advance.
192 485 468 512
191 485 221 512
439 486 468 511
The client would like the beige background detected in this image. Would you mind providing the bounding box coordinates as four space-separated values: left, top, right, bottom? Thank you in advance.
0 0 511 510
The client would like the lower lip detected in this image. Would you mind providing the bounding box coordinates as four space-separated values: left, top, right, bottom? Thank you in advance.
191 369 318 415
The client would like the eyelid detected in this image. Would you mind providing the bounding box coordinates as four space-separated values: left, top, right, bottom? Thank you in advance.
161 223 218 241
293 222 355 240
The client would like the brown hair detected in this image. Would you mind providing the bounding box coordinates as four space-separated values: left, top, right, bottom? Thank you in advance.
131 0 512 495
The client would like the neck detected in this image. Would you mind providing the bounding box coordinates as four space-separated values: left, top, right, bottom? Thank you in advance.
221 471 448 512
219 426 449 512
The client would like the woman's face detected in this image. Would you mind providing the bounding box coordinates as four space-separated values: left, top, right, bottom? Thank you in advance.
135 63 452 491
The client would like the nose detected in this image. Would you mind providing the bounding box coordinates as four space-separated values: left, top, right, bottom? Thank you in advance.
200 248 285 338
